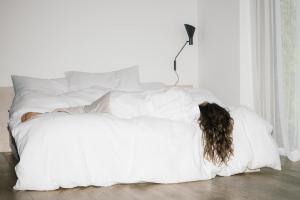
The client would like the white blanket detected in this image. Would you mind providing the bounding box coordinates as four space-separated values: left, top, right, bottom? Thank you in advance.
10 87 281 190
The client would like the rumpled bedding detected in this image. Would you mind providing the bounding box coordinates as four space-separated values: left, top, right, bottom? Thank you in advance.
9 86 281 190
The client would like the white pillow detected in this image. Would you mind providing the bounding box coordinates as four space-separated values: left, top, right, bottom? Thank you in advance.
65 66 141 91
65 71 119 91
11 75 68 96
114 66 141 91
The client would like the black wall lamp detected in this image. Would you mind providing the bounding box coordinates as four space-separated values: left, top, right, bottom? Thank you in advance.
173 24 195 85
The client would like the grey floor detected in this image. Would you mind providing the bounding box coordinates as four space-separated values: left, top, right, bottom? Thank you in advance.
0 152 300 200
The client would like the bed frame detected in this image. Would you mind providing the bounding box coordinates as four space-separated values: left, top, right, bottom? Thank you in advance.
0 87 15 153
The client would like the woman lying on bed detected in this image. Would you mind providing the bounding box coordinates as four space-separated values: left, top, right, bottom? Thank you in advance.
14 87 281 190
21 91 234 166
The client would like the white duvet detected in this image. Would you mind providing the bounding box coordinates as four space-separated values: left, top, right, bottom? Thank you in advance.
10 87 281 191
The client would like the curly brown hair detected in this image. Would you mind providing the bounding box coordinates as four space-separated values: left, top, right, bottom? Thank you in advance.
198 102 234 165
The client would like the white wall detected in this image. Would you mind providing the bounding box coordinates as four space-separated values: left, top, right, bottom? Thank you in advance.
240 0 254 109
0 0 199 87
198 0 240 106
0 0 255 108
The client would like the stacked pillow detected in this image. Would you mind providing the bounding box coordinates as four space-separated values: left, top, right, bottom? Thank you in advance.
65 66 141 92
11 66 142 95
10 66 144 127
11 75 68 96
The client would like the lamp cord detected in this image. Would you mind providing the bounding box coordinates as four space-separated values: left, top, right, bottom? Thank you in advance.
174 70 179 86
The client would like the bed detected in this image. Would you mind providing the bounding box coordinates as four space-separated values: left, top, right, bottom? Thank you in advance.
7 66 281 191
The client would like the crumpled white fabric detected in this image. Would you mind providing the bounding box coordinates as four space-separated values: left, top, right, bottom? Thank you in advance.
9 87 281 191
108 87 200 124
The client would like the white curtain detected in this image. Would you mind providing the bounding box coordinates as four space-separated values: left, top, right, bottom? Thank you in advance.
276 0 300 161
251 0 300 161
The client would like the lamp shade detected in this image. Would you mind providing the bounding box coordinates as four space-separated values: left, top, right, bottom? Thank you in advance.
184 24 195 45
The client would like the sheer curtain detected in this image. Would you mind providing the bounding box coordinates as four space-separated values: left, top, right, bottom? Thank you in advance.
251 0 300 161
277 0 300 161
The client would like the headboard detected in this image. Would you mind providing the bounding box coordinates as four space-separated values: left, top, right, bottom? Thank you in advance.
0 87 14 152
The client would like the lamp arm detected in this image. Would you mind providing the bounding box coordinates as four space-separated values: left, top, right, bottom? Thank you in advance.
173 41 189 71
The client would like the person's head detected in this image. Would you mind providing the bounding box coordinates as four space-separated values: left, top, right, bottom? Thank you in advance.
198 102 234 165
